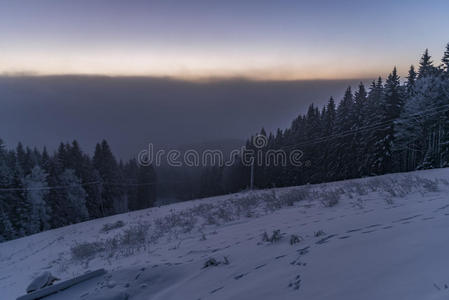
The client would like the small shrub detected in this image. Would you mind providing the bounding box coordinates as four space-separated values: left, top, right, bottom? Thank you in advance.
203 258 219 268
421 178 439 193
104 236 120 253
120 224 149 247
71 241 105 260
290 234 302 245
385 197 394 205
321 193 339 207
262 231 270 242
101 220 125 233
278 188 311 207
203 256 230 269
314 230 325 237
351 198 365 209
262 229 282 243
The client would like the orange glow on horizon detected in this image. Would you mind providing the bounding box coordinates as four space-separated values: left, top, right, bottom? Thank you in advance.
0 50 410 81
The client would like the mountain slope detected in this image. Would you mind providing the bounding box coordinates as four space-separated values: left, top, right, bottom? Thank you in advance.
2 169 449 300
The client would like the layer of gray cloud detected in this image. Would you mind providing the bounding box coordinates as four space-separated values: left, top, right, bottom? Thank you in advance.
0 76 369 159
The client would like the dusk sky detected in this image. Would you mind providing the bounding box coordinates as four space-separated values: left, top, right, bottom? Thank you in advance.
1 0 449 80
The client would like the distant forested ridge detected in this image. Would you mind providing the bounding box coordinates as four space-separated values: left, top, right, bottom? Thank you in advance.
198 44 449 196
0 140 156 241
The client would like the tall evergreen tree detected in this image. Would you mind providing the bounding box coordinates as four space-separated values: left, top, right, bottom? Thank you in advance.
418 49 434 78
0 139 16 240
333 87 355 179
371 67 403 174
22 166 51 234
442 42 449 74
322 97 336 180
406 65 417 95
58 169 89 224
93 140 125 216
352 82 368 176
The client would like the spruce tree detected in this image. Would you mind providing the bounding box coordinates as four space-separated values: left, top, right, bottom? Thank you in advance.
352 82 368 176
322 97 336 180
93 140 124 216
333 87 355 179
406 65 417 95
303 104 322 182
58 169 89 223
359 78 384 175
372 67 403 174
418 49 434 78
442 42 449 74
22 166 51 234
0 139 16 240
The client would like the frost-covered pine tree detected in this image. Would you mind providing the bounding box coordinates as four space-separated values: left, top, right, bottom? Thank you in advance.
371 67 403 174
333 87 355 179
0 139 17 240
394 72 449 169
58 169 89 224
321 97 336 180
418 49 436 79
406 65 417 95
0 206 14 242
352 82 368 176
93 140 125 216
359 78 383 175
22 166 51 234
442 42 449 74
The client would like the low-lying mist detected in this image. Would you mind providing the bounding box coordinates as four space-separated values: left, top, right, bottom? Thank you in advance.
0 75 370 158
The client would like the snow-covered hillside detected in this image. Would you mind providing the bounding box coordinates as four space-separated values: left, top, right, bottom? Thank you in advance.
2 169 449 300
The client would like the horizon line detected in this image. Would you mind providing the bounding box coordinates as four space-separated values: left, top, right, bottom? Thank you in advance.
0 71 389 83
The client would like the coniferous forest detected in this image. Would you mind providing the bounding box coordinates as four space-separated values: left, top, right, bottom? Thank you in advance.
1 44 449 241
0 140 156 241
197 45 449 196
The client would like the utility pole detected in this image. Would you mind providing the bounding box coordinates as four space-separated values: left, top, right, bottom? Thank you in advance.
250 160 254 190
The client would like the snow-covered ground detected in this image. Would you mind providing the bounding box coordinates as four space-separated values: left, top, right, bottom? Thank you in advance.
2 169 449 300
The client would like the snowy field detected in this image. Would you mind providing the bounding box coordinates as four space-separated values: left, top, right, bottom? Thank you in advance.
2 169 449 300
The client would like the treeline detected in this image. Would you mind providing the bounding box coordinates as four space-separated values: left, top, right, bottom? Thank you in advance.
199 43 449 195
0 140 156 241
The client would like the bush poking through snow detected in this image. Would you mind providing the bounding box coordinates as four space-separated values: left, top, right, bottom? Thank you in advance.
71 241 105 260
271 230 282 242
279 188 311 206
262 231 269 242
321 192 339 207
203 258 219 268
101 220 125 233
385 197 394 205
203 256 230 269
314 230 325 237
262 230 282 243
69 173 444 263
71 223 151 260
290 234 302 245
120 224 149 247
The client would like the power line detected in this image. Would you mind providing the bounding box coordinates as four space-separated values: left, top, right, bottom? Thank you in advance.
0 179 189 192
279 103 449 150
285 103 449 149
0 181 101 192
